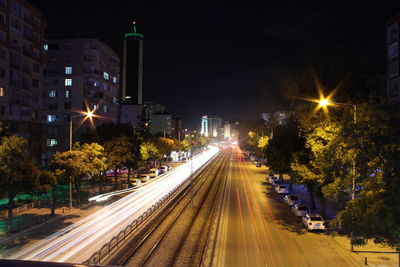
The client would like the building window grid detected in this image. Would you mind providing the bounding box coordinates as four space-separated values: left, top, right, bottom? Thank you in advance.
65 66 72 74
65 78 72 86
48 90 57 98
47 139 58 147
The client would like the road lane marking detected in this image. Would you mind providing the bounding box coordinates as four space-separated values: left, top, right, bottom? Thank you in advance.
236 186 249 267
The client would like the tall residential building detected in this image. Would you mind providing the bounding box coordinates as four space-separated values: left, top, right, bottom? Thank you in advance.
0 0 46 163
387 13 400 102
200 115 222 138
122 21 143 104
43 38 120 161
119 22 144 129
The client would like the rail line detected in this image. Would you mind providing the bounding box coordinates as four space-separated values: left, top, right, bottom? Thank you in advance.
121 151 229 267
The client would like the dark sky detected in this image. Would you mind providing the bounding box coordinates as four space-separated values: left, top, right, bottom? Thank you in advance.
29 1 400 127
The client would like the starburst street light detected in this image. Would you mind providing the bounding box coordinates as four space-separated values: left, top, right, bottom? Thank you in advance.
318 98 329 107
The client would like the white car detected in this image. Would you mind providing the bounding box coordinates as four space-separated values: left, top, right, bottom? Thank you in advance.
275 184 289 194
139 174 150 183
302 214 326 231
291 204 310 217
129 178 141 188
283 195 301 206
160 165 171 173
148 168 159 178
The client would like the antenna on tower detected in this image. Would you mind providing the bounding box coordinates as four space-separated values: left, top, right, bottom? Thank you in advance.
132 21 137 33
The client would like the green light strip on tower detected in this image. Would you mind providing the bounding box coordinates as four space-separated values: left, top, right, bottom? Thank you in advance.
125 32 144 38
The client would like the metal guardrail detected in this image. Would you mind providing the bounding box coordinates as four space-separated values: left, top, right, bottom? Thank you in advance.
83 186 178 265
1 200 44 217
83 151 219 265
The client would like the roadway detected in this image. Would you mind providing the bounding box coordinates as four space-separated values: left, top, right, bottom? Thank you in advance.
213 146 359 267
6 146 219 264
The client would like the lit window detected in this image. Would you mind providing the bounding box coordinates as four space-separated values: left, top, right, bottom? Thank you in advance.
0 87 3 96
46 138 58 147
47 115 56 123
103 72 109 80
65 78 72 86
48 90 56 97
65 66 72 74
93 104 98 110
103 106 108 113
65 90 71 99
44 44 48 51
113 77 117 83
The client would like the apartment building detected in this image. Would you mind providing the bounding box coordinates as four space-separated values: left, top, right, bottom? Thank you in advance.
0 0 46 163
43 38 120 161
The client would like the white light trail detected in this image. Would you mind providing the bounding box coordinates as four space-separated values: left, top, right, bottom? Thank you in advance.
9 146 219 263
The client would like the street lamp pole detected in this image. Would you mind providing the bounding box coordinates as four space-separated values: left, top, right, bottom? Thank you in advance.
319 99 357 200
68 111 93 209
69 117 73 209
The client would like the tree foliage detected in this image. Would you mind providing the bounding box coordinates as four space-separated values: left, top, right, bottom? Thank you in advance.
0 136 37 231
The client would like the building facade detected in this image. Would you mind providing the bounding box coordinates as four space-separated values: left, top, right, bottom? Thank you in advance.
171 117 183 140
200 115 222 138
0 0 46 163
43 38 120 161
144 101 172 136
387 13 400 102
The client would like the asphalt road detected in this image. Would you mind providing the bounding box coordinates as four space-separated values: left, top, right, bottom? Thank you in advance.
5 147 219 264
213 146 359 267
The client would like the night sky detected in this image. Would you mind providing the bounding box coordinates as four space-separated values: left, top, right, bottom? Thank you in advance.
30 1 400 128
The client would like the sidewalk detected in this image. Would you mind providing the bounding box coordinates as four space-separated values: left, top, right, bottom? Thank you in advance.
278 172 399 267
0 183 116 236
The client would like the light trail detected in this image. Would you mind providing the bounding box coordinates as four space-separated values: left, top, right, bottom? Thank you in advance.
236 146 298 267
9 146 220 263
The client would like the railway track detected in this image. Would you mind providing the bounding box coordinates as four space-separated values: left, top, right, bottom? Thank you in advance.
121 151 230 267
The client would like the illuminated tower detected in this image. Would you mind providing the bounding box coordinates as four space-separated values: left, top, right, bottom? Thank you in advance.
122 21 144 104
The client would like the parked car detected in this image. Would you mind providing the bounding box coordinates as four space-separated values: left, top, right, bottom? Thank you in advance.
283 195 301 206
160 165 171 173
275 184 289 194
128 179 142 188
256 162 262 167
291 204 310 217
250 156 256 161
148 168 159 178
139 174 150 183
302 214 326 231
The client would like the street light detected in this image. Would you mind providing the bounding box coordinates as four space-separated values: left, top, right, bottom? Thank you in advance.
317 98 357 201
68 110 95 209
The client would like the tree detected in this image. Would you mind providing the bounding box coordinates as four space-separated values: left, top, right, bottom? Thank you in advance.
290 120 352 217
34 169 59 216
75 143 108 193
140 141 162 166
265 122 303 181
51 149 89 206
332 103 400 252
0 136 37 231
153 137 176 161
104 136 136 184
